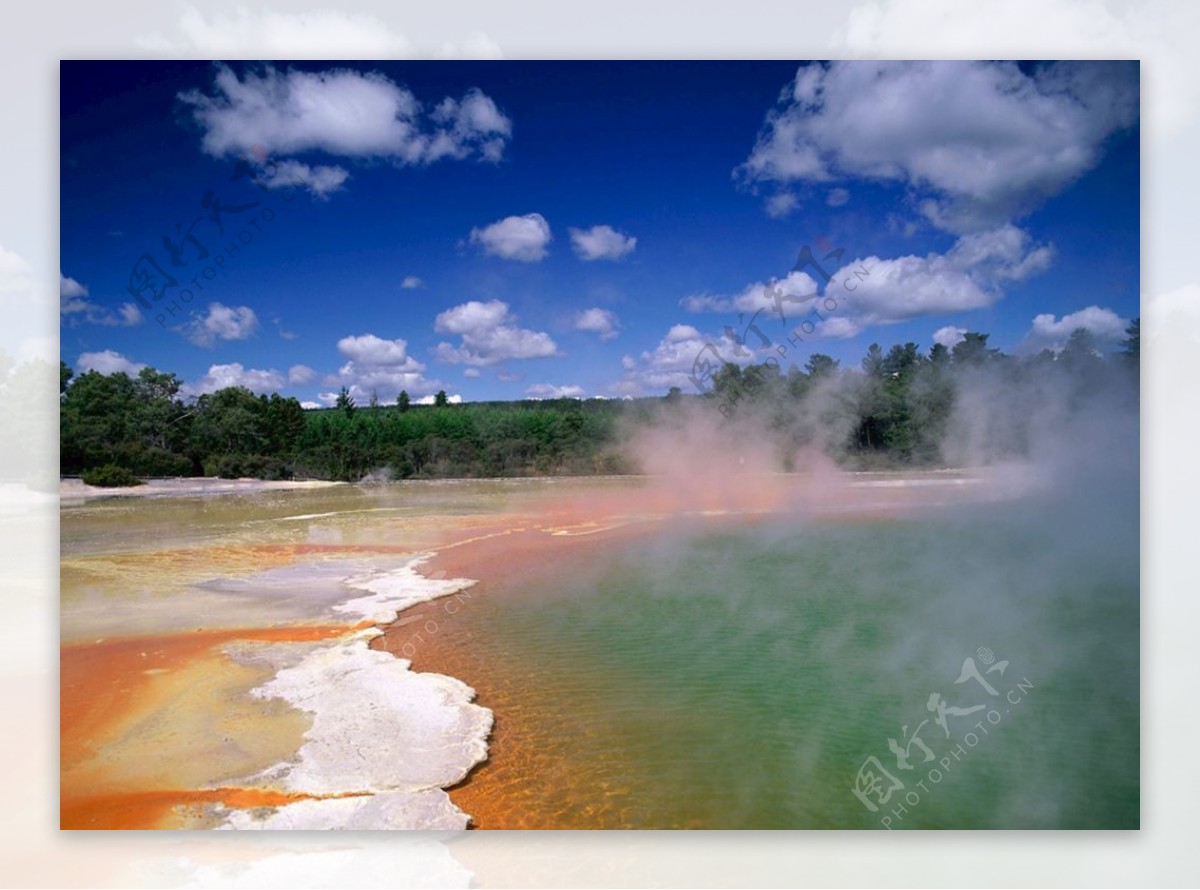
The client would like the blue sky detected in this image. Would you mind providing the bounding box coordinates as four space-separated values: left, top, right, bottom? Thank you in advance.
60 60 1139 406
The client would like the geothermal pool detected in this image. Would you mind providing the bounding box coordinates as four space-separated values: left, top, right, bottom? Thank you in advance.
60 471 1138 830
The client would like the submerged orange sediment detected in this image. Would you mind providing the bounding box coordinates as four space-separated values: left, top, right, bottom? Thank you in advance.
376 514 657 829
60 488 533 831
60 622 371 830
60 787 341 831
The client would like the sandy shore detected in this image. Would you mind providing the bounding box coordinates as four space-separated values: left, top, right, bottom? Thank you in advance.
60 477 346 504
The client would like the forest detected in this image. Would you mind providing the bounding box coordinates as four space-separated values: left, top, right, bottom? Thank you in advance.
59 323 1139 485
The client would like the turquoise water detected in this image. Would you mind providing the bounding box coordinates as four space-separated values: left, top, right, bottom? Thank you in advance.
447 491 1139 829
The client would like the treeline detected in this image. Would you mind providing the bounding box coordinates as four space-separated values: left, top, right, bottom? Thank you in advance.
297 395 630 480
701 324 1139 468
59 367 634 483
59 321 1139 483
60 368 305 479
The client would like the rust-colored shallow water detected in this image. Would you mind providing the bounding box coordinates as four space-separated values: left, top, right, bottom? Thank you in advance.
60 623 371 829
60 479 576 830
375 520 660 829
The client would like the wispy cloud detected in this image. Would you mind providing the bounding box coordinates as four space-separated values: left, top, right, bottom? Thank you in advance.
60 274 143 327
575 307 621 341
764 193 799 218
256 160 349 199
569 225 636 261
526 383 586 399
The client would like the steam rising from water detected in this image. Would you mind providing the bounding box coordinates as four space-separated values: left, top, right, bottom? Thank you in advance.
616 352 1137 515
480 354 1139 828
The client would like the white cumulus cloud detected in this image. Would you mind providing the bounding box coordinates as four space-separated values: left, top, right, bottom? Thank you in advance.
179 63 512 169
821 225 1055 333
327 333 438 403
182 302 259 347
834 0 1193 137
933 325 968 348
613 323 776 397
1019 305 1129 354
434 300 558 365
337 333 413 366
681 272 830 321
75 350 147 377
739 60 1138 232
680 270 822 319
184 363 285 396
414 392 463 405
680 224 1054 344
469 213 551 262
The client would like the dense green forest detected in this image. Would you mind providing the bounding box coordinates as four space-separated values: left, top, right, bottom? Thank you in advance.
60 323 1138 484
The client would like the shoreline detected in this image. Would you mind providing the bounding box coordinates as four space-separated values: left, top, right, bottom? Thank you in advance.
373 516 660 830
371 465 1047 828
60 546 495 830
60 477 348 504
58 467 992 505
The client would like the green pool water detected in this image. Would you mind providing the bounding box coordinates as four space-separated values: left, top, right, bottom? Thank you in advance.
444 491 1139 829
